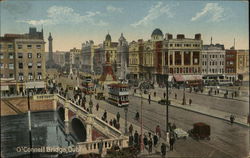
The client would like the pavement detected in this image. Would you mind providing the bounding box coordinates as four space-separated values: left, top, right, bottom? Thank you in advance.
133 91 249 127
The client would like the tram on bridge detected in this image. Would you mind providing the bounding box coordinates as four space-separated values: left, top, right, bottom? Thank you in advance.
107 83 129 107
81 81 94 95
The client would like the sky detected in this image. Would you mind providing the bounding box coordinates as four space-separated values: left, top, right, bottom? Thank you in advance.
0 0 249 51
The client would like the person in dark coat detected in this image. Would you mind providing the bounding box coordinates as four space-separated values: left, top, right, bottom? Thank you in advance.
189 99 192 105
175 93 177 99
148 137 153 154
148 94 151 104
109 119 113 126
143 134 148 149
129 134 134 146
169 134 175 151
113 118 117 127
134 131 139 146
116 112 120 123
161 143 166 157
96 103 99 111
153 133 158 147
129 124 133 135
163 92 166 99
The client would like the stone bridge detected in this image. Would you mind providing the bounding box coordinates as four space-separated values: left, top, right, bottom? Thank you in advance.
33 94 128 156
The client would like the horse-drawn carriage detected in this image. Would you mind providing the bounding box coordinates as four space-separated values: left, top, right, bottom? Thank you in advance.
189 122 210 140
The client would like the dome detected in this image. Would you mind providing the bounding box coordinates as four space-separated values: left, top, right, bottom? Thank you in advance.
151 28 163 37
105 33 111 41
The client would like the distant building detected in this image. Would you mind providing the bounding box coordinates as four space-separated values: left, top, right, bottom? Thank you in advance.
69 47 81 68
0 27 46 94
53 51 67 67
236 49 249 81
202 39 225 77
225 48 237 81
128 28 203 86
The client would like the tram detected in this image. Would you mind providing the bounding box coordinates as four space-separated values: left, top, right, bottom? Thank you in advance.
82 81 94 95
107 83 129 107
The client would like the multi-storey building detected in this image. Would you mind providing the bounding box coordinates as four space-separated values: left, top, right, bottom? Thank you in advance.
225 48 237 81
81 40 100 74
127 28 203 86
53 51 67 67
236 50 249 81
70 47 81 67
0 27 46 94
116 33 129 80
201 41 225 78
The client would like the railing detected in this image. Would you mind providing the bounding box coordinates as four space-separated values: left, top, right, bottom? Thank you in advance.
33 94 55 100
76 137 128 155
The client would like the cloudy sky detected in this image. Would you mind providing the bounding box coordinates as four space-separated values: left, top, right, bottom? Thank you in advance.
0 0 248 51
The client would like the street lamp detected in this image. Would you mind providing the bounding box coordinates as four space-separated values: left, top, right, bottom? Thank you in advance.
124 106 128 134
139 81 150 152
27 88 33 158
89 94 93 114
182 81 186 105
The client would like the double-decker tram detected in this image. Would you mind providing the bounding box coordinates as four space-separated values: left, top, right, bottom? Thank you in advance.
82 81 94 95
107 83 129 107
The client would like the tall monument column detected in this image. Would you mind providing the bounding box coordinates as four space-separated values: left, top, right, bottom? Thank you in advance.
48 32 53 62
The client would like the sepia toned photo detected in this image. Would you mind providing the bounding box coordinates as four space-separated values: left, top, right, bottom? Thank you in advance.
0 0 249 158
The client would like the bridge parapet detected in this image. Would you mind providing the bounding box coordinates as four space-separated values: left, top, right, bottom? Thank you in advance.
33 94 55 100
76 137 128 155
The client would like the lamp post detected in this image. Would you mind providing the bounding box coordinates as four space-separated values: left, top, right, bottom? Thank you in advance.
124 106 128 134
27 88 33 158
139 81 149 152
182 81 186 105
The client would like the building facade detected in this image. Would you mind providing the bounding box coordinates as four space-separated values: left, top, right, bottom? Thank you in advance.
201 42 225 77
53 51 67 67
127 28 203 85
225 49 237 81
236 50 249 81
0 27 46 94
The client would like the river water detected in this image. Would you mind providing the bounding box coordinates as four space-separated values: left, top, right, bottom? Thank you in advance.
1 111 78 158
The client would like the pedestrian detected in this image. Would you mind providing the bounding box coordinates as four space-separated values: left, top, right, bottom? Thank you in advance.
230 114 235 125
163 92 166 99
129 134 134 146
134 130 139 146
154 92 156 97
143 134 148 149
129 124 133 135
169 134 175 151
148 137 153 154
134 89 136 94
189 99 192 105
96 103 99 111
175 93 177 99
161 143 166 157
116 122 120 130
98 139 103 155
104 110 107 120
116 112 120 123
109 119 113 126
153 133 158 147
113 118 117 127
232 92 234 99
156 125 161 137
148 94 151 104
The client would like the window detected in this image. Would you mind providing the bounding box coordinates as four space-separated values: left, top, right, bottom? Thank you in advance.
28 63 33 69
28 73 33 80
8 44 13 49
37 72 42 80
36 45 41 49
9 53 14 59
9 63 14 69
18 53 23 58
9 74 14 78
18 45 22 49
169 44 173 47
27 45 32 49
37 53 41 58
37 63 42 68
19 63 23 69
28 53 32 58
0 53 3 59
19 73 24 81
0 63 3 69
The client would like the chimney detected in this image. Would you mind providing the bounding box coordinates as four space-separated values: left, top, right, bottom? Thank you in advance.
165 33 173 40
195 33 201 40
177 34 185 39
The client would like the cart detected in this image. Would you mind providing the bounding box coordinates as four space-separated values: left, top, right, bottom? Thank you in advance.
189 122 210 140
174 128 188 139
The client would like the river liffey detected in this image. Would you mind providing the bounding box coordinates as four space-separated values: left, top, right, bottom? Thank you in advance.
1 111 78 158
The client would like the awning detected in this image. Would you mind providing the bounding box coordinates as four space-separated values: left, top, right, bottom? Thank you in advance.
25 81 45 88
168 76 173 82
1 85 9 91
174 75 202 82
173 74 185 82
